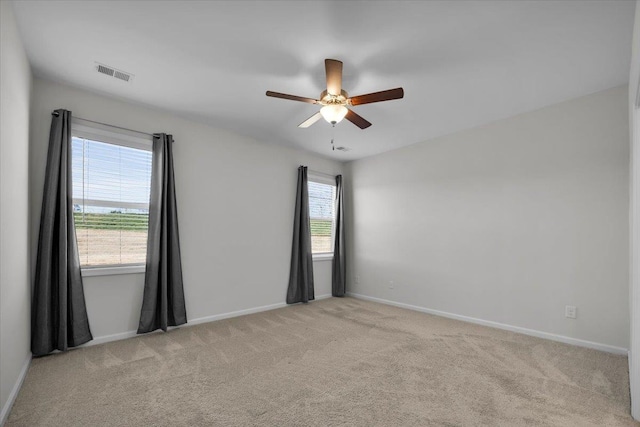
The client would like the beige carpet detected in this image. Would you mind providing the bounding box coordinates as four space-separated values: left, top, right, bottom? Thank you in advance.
7 297 638 426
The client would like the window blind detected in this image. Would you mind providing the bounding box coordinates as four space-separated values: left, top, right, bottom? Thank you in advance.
71 136 152 267
308 180 335 254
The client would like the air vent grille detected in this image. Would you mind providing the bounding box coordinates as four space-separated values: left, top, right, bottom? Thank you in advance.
113 71 130 82
97 64 114 77
95 63 133 83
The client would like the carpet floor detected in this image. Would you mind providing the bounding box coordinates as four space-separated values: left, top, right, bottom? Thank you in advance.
6 297 638 426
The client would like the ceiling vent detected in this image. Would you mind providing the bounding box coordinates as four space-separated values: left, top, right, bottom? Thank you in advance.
96 64 114 77
95 63 133 82
335 146 351 152
113 70 131 82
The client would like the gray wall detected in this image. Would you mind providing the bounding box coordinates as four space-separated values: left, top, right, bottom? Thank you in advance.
0 0 32 422
346 85 630 350
628 0 640 419
29 78 343 341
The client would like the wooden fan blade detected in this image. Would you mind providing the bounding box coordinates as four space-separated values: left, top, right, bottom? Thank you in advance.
298 112 323 128
345 109 372 129
266 91 318 104
348 87 404 106
325 59 343 96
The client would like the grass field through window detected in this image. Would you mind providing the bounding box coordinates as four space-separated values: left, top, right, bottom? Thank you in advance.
74 212 148 266
73 212 148 231
311 218 332 253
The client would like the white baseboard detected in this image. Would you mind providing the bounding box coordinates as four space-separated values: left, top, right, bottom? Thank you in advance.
186 301 287 327
188 293 333 326
84 294 334 347
0 354 31 426
347 292 628 355
88 330 139 346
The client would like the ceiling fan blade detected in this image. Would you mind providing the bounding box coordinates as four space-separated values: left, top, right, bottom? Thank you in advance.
348 87 404 106
345 109 372 129
298 112 323 128
266 91 318 104
325 59 343 96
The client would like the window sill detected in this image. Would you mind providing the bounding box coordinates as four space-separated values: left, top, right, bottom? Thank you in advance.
313 253 334 262
81 265 145 277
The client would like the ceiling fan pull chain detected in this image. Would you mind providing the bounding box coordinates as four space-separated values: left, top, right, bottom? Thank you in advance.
331 126 336 150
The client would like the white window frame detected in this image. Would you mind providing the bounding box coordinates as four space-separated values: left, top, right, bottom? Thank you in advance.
71 118 153 276
308 171 337 261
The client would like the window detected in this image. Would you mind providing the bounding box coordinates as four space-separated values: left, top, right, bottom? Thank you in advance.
71 119 153 269
308 176 336 256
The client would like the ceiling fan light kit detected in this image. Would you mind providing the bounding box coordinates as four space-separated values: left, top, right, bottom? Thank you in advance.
320 104 348 124
266 59 404 130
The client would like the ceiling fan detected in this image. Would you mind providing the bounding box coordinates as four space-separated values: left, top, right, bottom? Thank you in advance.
266 59 404 129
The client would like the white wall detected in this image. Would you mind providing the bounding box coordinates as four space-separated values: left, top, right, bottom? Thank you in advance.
628 0 640 420
30 78 343 341
0 0 32 423
346 85 630 350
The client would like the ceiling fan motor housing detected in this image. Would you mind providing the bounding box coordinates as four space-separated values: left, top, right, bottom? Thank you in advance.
320 89 349 106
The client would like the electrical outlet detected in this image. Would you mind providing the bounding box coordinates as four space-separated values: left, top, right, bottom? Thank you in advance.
389 281 394 289
565 305 577 319
355 276 360 284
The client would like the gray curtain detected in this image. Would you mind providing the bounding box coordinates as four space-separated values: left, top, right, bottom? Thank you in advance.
286 166 314 304
137 134 187 333
332 175 346 297
32 109 93 357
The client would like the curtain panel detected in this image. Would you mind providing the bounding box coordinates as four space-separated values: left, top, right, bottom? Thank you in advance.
138 133 187 333
332 174 346 297
286 166 314 304
32 109 93 356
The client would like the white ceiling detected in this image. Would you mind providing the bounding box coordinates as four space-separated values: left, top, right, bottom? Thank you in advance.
12 0 635 161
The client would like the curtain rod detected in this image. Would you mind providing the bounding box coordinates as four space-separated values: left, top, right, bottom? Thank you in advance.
51 110 158 138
